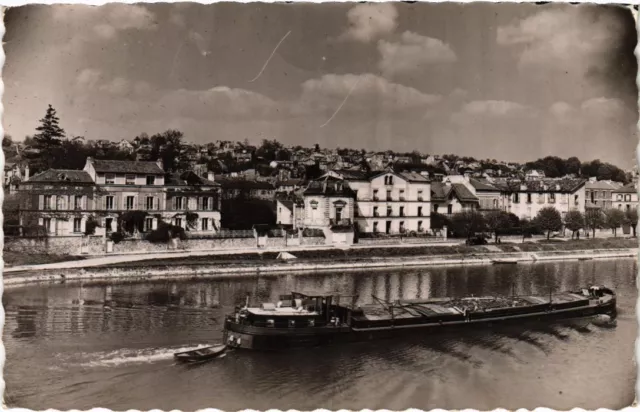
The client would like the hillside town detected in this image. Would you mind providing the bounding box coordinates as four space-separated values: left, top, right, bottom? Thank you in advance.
3 105 638 253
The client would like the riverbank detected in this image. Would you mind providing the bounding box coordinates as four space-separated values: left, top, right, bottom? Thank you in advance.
3 238 636 287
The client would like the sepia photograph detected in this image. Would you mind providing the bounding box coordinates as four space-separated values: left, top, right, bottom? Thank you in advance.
1 2 638 411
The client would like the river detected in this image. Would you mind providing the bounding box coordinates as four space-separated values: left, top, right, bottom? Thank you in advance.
3 259 637 411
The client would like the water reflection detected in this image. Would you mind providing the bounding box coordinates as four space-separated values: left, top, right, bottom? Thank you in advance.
3 259 637 411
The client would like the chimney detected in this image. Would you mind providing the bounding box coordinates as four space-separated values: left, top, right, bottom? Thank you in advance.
207 171 215 181
23 164 29 182
86 156 94 165
156 158 164 171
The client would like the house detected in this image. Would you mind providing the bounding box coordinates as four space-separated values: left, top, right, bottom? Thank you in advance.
585 178 623 209
233 148 253 163
612 183 638 212
303 175 356 244
217 178 275 200
276 198 304 228
495 178 587 220
275 179 303 194
431 176 479 216
469 178 504 212
323 169 432 235
16 169 96 236
117 139 134 153
83 157 166 233
163 171 221 233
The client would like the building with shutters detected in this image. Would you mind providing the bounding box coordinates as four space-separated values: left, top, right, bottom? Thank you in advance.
16 157 222 236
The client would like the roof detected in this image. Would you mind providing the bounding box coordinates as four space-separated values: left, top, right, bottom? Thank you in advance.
613 183 637 194
396 171 430 183
431 182 479 203
587 180 624 190
28 169 94 184
276 179 303 187
304 175 356 197
90 159 164 175
469 178 500 192
278 199 295 212
217 179 275 190
165 171 219 187
331 169 372 181
492 178 586 193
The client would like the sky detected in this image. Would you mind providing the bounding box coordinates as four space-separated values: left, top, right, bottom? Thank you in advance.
3 2 638 167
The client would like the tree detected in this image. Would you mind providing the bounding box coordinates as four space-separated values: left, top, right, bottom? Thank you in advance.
485 210 514 243
535 207 563 240
625 207 638 237
450 210 486 239
430 212 450 232
604 208 626 237
564 210 584 239
28 105 66 172
585 208 605 238
2 134 12 148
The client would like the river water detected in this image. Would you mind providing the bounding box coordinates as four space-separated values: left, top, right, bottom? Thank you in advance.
3 259 637 411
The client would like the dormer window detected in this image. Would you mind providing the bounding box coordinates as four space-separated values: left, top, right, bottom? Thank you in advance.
105 173 116 184
310 200 319 210
125 175 136 185
146 175 155 185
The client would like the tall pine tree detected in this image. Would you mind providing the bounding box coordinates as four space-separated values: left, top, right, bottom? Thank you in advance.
29 105 66 172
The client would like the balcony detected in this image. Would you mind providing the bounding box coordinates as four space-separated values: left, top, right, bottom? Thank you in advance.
399 197 406 201
373 196 380 201
386 196 392 201
417 197 423 201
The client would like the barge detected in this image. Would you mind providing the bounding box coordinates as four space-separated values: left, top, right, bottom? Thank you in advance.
223 285 616 351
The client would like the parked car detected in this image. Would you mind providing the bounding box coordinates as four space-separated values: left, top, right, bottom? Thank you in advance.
466 234 489 246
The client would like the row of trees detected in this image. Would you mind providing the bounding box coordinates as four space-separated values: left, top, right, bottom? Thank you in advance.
436 207 638 242
524 156 630 183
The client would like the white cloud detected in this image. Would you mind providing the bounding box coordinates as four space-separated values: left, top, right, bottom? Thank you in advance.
549 101 575 118
299 73 441 115
339 3 398 43
378 31 457 76
76 68 103 90
456 100 531 118
155 86 283 120
497 8 623 73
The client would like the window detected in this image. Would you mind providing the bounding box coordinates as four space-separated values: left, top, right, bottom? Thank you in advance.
399 221 405 233
417 190 423 201
418 221 423 232
399 189 405 200
73 218 82 233
373 206 379 217
201 218 209 231
175 197 184 210
617 194 623 200
105 174 115 184
447 205 453 214
619 204 623 209
373 222 379 233
202 197 210 210
56 196 66 210
386 190 392 201
526 193 532 203
144 217 153 232
399 206 405 217
388 176 393 185
175 217 183 227
418 206 423 217
574 195 579 205
627 204 631 211
590 191 595 203
146 196 154 210
625 195 631 202
105 196 115 210
125 175 136 185
433 205 439 213
125 196 135 210
549 193 556 203
386 221 392 234
387 206 392 216
105 218 113 232
373 189 379 201
146 176 155 185
44 195 53 210
74 195 83 210
512 193 520 203
43 218 51 233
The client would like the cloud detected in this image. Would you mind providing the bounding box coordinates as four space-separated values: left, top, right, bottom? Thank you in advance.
298 73 441 115
497 7 624 74
75 69 152 98
76 68 103 90
454 100 532 119
155 86 283 120
339 3 398 43
378 31 457 76
549 101 575 118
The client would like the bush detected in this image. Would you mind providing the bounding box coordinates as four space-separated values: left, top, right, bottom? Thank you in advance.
109 231 125 244
146 223 187 243
84 217 100 236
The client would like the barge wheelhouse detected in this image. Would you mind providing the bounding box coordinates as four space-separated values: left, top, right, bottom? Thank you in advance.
223 286 616 351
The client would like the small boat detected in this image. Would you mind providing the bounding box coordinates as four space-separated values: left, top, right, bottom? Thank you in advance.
492 259 519 265
174 345 226 363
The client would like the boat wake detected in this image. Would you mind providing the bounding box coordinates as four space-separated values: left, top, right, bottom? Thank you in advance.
75 344 212 368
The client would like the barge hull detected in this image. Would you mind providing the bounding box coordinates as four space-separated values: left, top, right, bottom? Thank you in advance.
224 300 616 351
